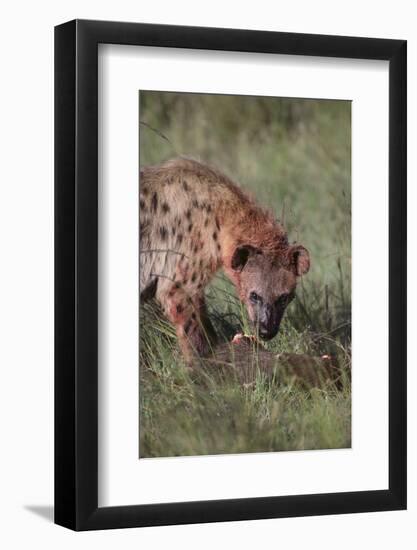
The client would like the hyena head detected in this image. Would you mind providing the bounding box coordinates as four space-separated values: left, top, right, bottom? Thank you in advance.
231 244 310 340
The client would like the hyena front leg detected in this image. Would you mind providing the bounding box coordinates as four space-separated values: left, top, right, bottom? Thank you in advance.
185 295 217 358
158 284 217 360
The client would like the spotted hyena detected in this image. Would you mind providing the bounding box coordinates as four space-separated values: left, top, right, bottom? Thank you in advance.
140 157 310 359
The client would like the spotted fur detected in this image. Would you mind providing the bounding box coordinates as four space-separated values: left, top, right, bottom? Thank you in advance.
140 157 310 359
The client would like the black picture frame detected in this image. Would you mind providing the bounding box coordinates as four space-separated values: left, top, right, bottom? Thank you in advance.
55 19 407 531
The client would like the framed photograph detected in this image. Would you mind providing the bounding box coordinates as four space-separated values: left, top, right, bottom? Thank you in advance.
55 19 406 530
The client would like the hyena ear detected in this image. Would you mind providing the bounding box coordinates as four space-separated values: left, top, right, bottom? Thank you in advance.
288 245 310 276
231 245 258 271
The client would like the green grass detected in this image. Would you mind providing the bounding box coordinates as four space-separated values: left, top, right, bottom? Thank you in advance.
139 92 351 458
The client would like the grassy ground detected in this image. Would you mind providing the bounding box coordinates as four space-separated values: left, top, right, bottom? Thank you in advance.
139 92 351 458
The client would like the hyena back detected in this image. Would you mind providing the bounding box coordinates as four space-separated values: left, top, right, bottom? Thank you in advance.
140 157 310 359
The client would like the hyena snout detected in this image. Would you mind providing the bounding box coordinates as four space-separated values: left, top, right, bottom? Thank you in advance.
255 303 283 341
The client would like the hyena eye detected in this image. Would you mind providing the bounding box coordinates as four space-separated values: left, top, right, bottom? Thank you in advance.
250 291 262 304
276 293 294 306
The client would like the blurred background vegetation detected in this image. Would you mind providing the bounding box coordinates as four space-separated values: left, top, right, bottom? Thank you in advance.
139 91 351 458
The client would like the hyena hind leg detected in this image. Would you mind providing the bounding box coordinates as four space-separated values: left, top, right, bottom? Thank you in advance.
140 277 158 303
